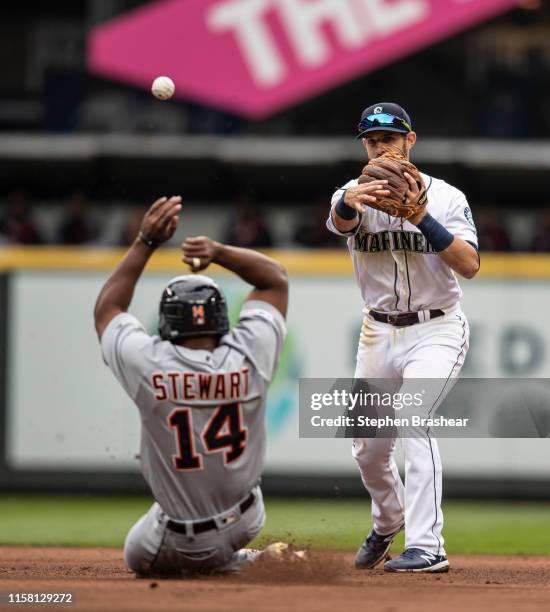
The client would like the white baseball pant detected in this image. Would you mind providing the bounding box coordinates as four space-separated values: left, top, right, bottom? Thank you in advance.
352 304 469 555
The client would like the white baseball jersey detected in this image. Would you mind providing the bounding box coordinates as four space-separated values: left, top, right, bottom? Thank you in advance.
101 300 286 521
327 173 478 313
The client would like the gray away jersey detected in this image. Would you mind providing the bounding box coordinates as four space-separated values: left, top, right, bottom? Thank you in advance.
101 300 286 521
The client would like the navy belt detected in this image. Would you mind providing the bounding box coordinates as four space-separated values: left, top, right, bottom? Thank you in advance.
166 492 255 535
370 309 444 327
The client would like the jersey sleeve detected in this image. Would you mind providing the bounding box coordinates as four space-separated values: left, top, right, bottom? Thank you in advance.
100 312 154 401
445 189 478 248
326 180 363 237
224 300 286 382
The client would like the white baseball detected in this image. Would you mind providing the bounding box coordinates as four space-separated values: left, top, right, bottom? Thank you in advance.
151 76 175 100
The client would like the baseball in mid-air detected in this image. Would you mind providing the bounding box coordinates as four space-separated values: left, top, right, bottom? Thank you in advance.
151 76 175 100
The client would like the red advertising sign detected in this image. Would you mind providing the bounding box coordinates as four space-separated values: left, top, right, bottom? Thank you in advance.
88 0 519 118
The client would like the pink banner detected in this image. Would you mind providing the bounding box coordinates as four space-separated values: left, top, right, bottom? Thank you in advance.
88 0 519 119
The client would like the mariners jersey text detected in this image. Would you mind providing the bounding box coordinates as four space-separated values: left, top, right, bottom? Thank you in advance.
354 227 437 254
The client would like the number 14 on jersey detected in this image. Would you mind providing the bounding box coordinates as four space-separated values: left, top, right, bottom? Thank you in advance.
168 403 247 471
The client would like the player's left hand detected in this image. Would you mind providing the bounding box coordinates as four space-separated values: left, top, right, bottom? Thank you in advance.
140 196 182 244
403 172 427 225
182 236 219 272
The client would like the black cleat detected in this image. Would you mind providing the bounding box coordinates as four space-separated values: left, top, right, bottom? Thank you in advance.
354 526 403 569
384 548 450 573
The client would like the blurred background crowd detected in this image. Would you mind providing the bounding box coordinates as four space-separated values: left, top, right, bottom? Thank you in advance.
1 186 549 251
0 0 549 252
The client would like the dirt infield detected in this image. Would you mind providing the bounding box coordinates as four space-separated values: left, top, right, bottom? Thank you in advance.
1 547 549 612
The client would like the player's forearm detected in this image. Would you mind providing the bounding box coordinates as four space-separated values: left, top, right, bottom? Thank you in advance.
331 181 391 233
331 208 360 233
439 238 480 279
331 189 360 233
213 242 287 290
94 240 153 331
412 212 479 279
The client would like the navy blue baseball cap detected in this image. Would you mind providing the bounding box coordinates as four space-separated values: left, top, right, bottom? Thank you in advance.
357 102 412 138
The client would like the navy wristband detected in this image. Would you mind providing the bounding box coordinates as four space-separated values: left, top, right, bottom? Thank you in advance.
416 213 454 252
334 191 358 220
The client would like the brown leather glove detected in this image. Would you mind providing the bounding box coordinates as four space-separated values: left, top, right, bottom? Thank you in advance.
358 144 427 219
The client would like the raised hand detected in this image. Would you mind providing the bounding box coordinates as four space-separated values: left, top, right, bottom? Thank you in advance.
140 196 182 245
182 235 219 272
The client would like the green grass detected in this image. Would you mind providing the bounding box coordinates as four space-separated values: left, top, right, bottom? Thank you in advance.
0 495 149 548
259 499 550 555
0 495 549 555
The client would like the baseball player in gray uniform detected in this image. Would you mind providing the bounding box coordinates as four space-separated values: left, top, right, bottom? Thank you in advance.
94 195 287 576
327 103 480 573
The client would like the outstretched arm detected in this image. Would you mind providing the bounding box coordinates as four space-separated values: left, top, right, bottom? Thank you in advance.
182 237 288 318
94 196 182 340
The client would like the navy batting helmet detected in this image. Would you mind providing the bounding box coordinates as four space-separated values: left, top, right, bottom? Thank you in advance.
158 275 229 341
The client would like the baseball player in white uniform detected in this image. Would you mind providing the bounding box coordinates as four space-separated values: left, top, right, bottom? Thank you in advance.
94 196 287 575
327 103 479 572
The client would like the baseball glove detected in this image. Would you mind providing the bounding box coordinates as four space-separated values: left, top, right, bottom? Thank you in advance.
358 144 427 219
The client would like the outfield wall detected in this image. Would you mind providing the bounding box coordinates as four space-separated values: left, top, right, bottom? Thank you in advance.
0 249 549 497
